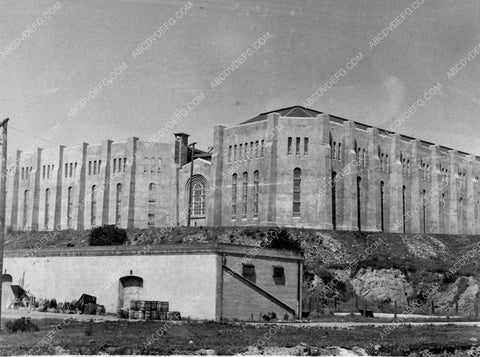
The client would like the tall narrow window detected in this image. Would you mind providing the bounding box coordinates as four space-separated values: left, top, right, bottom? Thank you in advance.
332 171 337 229
113 159 117 173
239 144 243 160
47 165 51 179
91 185 97 227
118 158 122 172
93 161 97 175
441 193 446 233
255 141 259 158
459 197 464 233
124 158 128 172
422 189 427 233
333 142 337 160
229 146 232 162
261 140 265 157
293 168 301 217
380 181 385 232
232 174 237 219
70 163 73 177
144 157 148 172
98 160 102 174
253 170 259 219
148 183 156 227
150 158 155 173
157 158 161 173
402 185 406 233
304 138 309 155
64 163 68 178
338 143 342 161
242 172 248 219
67 187 73 228
88 161 92 176
234 145 237 161
192 181 205 217
357 176 362 231
42 165 46 179
296 137 301 155
23 190 28 229
21 168 24 180
287 137 292 155
116 183 122 226
45 188 50 230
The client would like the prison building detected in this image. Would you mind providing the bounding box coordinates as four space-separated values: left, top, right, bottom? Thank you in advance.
208 106 480 234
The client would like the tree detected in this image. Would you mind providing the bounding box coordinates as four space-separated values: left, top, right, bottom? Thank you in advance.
89 225 128 246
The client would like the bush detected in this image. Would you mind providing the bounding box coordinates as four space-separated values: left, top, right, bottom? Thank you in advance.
89 225 128 246
265 228 302 252
5 318 39 333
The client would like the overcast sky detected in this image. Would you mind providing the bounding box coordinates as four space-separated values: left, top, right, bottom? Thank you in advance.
0 0 479 155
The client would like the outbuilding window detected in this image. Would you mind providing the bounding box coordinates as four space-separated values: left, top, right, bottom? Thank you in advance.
242 264 256 283
273 266 285 285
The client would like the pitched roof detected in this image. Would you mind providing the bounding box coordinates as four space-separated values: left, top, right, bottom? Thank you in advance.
240 106 323 125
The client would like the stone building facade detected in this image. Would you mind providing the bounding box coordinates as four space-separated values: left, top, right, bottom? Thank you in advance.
6 105 480 234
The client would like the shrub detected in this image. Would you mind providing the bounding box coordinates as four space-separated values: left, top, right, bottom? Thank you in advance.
265 228 302 252
5 318 39 333
89 225 128 246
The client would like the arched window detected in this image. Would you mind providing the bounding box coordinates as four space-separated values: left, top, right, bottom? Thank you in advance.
232 174 237 219
253 171 259 219
242 172 248 219
67 187 73 228
148 183 156 226
293 168 301 217
45 188 50 230
116 183 122 226
91 185 97 227
192 181 205 217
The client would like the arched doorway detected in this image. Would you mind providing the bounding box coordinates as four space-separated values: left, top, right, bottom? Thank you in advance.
2 274 13 309
118 276 143 310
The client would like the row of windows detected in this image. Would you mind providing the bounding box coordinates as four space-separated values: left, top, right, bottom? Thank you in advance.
242 264 285 285
64 162 78 178
42 165 55 179
144 157 162 174
231 171 260 219
21 167 33 180
113 158 127 173
380 153 390 172
287 137 309 156
356 148 368 167
420 160 430 181
88 160 102 176
401 158 411 176
228 140 265 162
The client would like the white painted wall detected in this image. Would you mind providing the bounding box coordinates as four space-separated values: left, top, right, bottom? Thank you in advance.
3 253 218 320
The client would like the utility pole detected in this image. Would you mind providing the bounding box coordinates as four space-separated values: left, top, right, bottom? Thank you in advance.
187 142 196 227
0 118 9 329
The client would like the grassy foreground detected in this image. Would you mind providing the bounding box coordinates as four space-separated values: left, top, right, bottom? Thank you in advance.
1 319 480 356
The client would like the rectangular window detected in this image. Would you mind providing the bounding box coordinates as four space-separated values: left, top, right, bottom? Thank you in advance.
296 137 301 155
118 158 122 172
234 145 237 161
64 163 68 178
239 144 243 160
304 138 309 155
273 266 285 285
47 165 51 179
242 264 256 283
245 143 248 159
42 165 46 179
255 141 259 158
293 168 301 217
113 159 117 173
229 146 232 162
250 141 254 159
88 161 92 176
261 140 265 157
148 213 155 227
287 137 292 155
93 161 97 175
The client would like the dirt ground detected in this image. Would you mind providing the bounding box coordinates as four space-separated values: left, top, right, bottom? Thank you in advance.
1 317 480 356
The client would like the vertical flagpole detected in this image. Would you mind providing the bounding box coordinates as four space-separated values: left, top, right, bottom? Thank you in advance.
0 118 9 329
